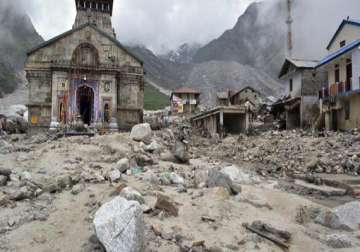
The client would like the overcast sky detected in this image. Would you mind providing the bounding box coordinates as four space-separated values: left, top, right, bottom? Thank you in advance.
22 0 257 54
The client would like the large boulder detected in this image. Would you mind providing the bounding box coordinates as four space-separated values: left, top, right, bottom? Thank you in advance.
115 158 130 173
206 169 241 195
315 201 360 231
221 165 259 185
130 123 152 142
94 196 145 252
173 140 190 164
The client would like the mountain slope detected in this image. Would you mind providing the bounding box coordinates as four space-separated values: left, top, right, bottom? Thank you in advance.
0 1 43 96
192 1 286 78
186 60 284 106
128 46 193 90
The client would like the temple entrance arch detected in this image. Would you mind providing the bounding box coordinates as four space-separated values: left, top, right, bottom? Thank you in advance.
77 85 94 125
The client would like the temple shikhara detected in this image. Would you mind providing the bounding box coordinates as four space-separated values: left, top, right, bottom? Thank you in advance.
25 0 144 131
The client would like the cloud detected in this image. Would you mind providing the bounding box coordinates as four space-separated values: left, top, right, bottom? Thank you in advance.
22 0 255 54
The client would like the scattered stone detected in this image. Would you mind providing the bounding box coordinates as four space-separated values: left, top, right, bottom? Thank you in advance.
94 196 145 252
206 169 241 195
315 201 360 231
115 158 130 173
173 141 190 164
108 169 121 183
170 172 185 185
130 123 152 142
221 165 258 185
0 175 8 186
71 184 85 195
176 184 187 193
119 187 145 204
8 186 31 201
154 193 179 217
144 141 161 153
326 234 352 248
0 167 11 177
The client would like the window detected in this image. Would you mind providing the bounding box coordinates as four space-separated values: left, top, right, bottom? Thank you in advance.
340 40 346 47
289 79 293 92
345 101 350 120
335 64 340 83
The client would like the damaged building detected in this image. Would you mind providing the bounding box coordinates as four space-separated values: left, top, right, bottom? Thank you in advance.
273 58 327 129
318 18 360 131
190 106 251 137
25 0 144 131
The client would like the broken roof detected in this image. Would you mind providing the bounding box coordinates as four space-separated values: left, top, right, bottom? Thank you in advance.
230 86 261 98
326 19 360 50
172 87 200 94
27 23 143 65
317 38 360 68
278 58 318 78
217 91 230 99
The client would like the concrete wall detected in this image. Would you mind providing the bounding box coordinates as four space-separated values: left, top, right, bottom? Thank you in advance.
232 88 260 106
329 24 360 53
283 71 302 98
337 94 360 130
352 49 360 90
301 96 319 128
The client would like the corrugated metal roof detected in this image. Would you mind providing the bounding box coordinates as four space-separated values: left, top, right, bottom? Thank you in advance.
286 58 319 68
278 58 318 78
317 38 360 68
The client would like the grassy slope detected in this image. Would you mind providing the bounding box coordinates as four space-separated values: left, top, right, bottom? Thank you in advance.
144 82 169 110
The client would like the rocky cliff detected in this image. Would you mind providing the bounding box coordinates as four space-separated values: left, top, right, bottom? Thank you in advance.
0 1 43 96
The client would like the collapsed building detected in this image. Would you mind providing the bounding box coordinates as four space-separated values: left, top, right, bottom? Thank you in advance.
25 0 144 132
273 58 327 130
191 86 268 137
317 18 360 131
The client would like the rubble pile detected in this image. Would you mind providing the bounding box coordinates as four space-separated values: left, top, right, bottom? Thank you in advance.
195 130 360 177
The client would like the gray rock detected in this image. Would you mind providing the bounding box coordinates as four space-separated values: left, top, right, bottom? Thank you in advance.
94 196 145 252
116 158 130 173
0 175 8 186
120 187 145 204
0 167 11 177
206 169 241 195
173 140 190 164
9 186 32 201
326 234 352 248
108 169 121 183
130 123 152 142
221 165 259 185
315 201 360 231
170 172 185 185
71 184 85 195
144 141 161 153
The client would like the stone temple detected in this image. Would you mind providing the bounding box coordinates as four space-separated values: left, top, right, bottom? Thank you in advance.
25 0 144 132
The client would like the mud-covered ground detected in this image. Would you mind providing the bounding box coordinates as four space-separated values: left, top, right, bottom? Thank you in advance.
1 128 360 252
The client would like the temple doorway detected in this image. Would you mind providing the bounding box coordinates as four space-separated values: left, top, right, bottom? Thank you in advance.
77 85 94 125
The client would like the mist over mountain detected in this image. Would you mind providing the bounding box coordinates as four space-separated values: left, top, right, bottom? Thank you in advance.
160 43 202 64
0 1 43 96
